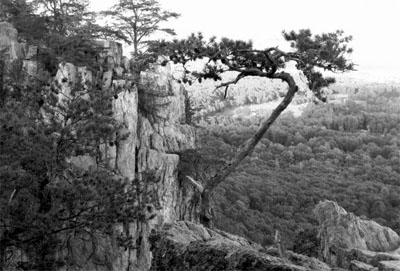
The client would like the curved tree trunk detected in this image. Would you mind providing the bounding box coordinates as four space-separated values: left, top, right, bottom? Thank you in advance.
200 72 299 228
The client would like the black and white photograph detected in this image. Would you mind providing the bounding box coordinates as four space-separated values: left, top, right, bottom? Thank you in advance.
1 0 400 270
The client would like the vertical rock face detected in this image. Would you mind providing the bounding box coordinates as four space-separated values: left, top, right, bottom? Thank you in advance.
64 44 196 270
314 200 400 270
1 23 196 271
0 22 37 75
137 64 196 221
0 22 22 60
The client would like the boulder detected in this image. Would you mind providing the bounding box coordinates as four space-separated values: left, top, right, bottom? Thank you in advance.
350 260 377 271
314 200 400 270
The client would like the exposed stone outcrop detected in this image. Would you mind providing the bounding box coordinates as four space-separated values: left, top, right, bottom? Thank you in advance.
150 221 331 271
0 22 38 75
315 200 400 271
379 261 400 271
1 23 197 271
0 22 23 60
64 48 196 270
350 260 377 271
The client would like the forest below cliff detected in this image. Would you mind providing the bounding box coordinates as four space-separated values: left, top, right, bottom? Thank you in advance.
186 80 400 256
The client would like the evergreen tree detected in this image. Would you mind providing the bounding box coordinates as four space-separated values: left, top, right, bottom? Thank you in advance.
33 0 91 35
151 30 354 227
102 0 180 56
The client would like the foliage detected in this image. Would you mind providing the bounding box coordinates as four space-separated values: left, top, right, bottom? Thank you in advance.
33 0 92 36
283 29 354 100
0 50 147 268
0 0 48 43
292 226 319 258
101 0 180 55
0 0 125 75
186 75 304 122
151 30 353 98
32 0 124 40
193 86 400 253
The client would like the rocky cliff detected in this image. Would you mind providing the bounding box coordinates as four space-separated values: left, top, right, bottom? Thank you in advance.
56 44 197 270
150 221 331 271
0 22 196 271
315 200 400 271
0 21 37 75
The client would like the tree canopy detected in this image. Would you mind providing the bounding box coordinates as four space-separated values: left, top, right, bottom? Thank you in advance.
102 0 180 55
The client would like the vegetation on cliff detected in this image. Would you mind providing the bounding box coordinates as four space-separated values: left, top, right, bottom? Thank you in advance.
101 0 180 56
0 0 176 269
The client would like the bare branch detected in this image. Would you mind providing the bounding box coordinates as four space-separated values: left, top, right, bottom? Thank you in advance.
213 73 245 92
8 189 17 205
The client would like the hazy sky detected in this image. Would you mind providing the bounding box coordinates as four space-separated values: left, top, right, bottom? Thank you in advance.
90 0 400 81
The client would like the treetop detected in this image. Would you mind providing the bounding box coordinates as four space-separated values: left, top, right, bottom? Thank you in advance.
150 29 354 101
